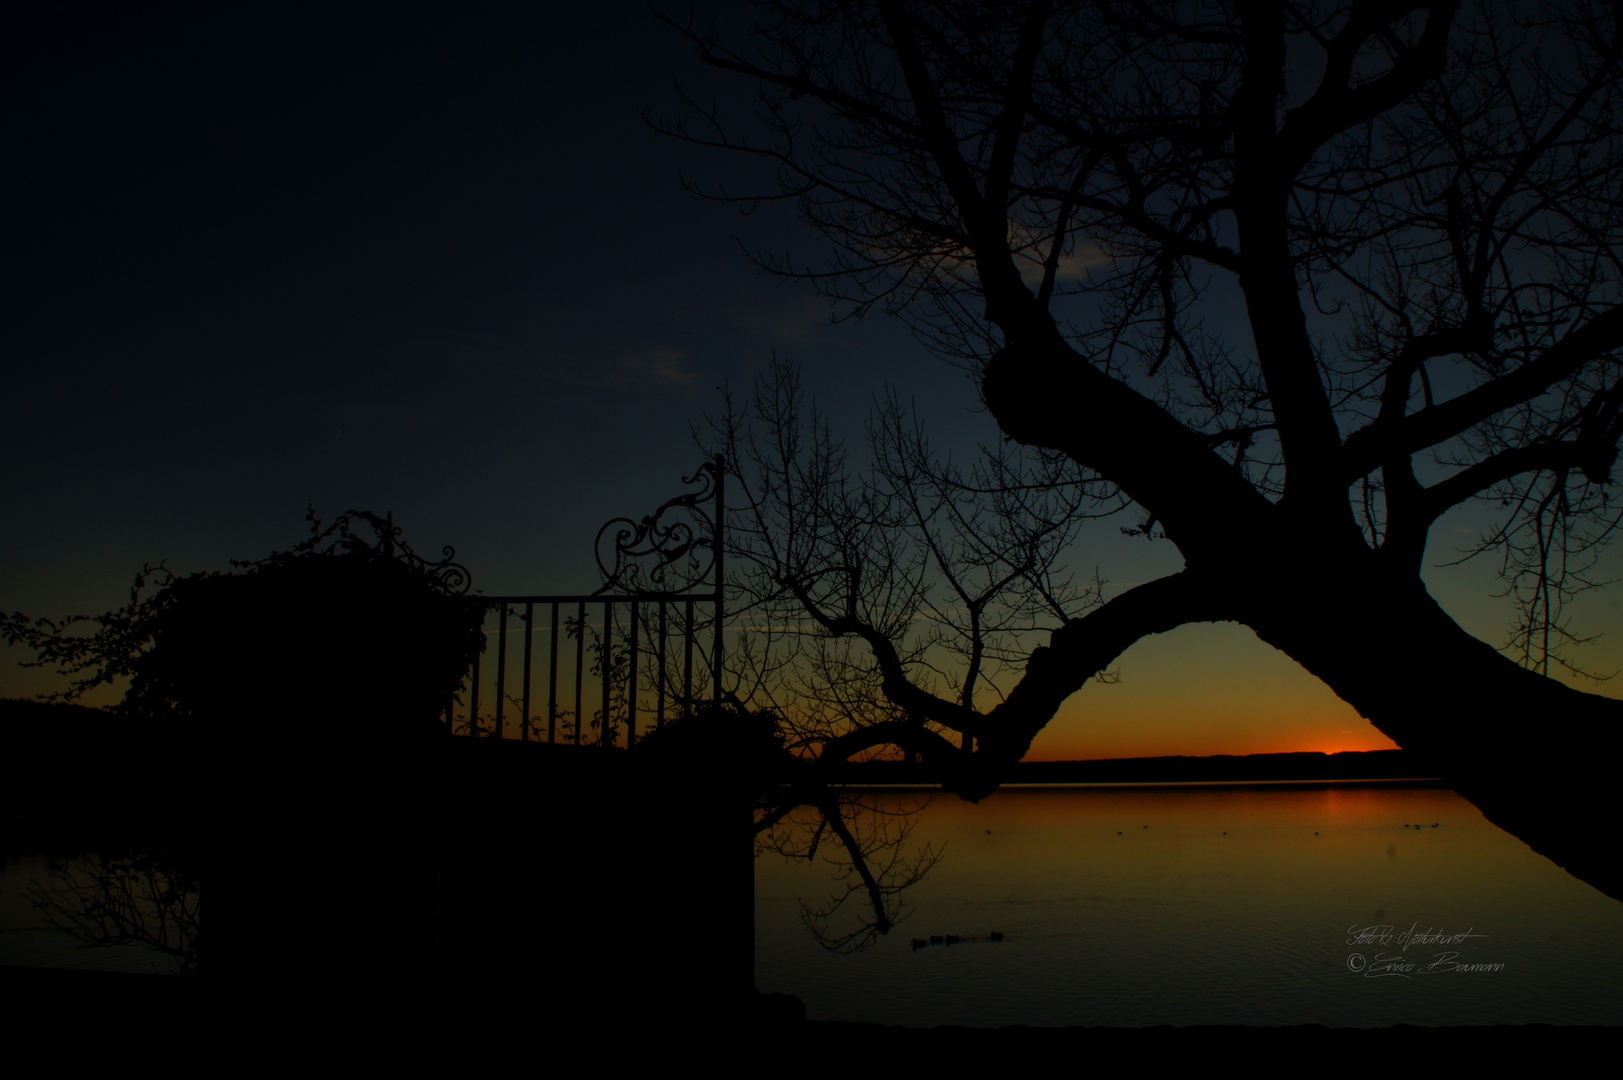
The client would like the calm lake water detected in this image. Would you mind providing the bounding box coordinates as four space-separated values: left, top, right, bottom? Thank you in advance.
754 783 1623 1027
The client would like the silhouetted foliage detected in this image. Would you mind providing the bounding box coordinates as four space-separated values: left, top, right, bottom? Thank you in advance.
662 2 1623 903
27 849 201 975
2 508 483 731
637 703 793 795
562 611 636 745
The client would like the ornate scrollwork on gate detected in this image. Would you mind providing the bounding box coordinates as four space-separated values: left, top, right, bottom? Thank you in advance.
594 458 722 594
370 511 473 595
400 543 473 595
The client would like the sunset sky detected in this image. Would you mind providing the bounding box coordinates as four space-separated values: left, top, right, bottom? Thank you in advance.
9 3 1623 762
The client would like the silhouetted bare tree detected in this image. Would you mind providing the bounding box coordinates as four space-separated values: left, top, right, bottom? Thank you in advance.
663 1 1623 902
712 360 1106 748
711 361 1098 945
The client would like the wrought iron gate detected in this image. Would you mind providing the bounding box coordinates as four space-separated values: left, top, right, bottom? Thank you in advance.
450 455 725 748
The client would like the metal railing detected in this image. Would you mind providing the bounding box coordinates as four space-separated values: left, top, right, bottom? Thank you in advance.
458 593 722 747
448 456 725 747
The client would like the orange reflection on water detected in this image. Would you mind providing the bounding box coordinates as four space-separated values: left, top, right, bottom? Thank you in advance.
909 784 1488 905
760 783 1603 959
756 782 1623 1027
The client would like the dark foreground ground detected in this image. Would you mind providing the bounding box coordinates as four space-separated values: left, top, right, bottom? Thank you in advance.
801 1019 1619 1041
1 974 1613 1056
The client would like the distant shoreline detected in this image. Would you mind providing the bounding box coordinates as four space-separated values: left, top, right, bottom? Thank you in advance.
830 749 1443 787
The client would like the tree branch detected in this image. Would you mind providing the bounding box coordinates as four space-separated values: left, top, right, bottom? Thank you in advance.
1343 305 1623 480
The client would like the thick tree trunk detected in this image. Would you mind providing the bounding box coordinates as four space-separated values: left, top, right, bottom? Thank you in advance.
981 325 1623 904
1240 558 1623 904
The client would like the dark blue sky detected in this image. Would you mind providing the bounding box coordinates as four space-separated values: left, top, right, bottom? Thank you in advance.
5 4 964 623
5 3 1040 712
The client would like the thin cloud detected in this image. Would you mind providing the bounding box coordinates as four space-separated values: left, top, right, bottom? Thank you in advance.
613 347 699 386
726 292 835 347
1016 240 1110 290
432 331 701 390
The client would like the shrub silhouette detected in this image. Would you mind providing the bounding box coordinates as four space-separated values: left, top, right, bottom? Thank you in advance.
7 509 483 739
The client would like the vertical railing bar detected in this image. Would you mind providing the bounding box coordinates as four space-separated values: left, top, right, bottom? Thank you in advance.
713 453 725 705
601 600 614 749
683 598 695 716
628 599 639 748
494 603 508 740
657 600 667 727
469 606 483 737
548 602 561 745
574 601 585 746
521 601 534 742
711 596 722 707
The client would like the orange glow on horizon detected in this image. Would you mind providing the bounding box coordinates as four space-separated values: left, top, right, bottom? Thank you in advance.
1017 622 1403 762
